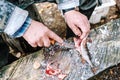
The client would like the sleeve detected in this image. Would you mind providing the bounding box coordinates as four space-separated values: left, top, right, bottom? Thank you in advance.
56 0 102 16
0 0 30 38
56 0 79 10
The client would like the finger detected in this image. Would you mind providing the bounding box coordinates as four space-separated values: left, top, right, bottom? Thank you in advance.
85 17 91 29
42 36 50 47
73 37 82 48
48 31 63 44
74 37 79 48
77 22 90 39
82 16 90 28
23 36 37 47
69 24 81 36
80 14 90 30
37 39 43 47
80 31 89 39
84 18 91 31
29 42 37 47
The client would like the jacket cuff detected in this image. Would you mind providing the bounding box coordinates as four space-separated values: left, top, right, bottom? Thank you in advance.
58 0 79 10
12 17 32 38
4 6 28 37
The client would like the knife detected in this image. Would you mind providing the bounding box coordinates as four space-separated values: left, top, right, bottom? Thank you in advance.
55 40 75 49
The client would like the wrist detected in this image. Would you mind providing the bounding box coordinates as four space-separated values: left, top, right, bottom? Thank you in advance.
12 17 32 38
62 6 79 15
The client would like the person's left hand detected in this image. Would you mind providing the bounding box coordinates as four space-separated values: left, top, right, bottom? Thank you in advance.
64 10 90 47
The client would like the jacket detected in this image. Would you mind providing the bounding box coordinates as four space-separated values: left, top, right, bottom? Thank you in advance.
0 0 101 38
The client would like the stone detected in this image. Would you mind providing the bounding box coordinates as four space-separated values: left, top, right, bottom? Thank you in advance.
33 2 67 38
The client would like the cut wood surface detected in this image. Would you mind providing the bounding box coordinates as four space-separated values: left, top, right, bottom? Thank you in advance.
0 18 120 80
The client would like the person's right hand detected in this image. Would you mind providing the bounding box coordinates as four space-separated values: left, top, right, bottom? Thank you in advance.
64 10 90 47
22 20 63 47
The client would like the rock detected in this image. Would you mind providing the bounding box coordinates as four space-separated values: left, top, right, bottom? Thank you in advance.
33 2 67 38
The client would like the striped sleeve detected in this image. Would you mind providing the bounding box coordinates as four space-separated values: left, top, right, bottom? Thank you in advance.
0 0 29 37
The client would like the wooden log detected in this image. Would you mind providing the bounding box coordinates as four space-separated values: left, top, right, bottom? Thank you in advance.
0 18 120 80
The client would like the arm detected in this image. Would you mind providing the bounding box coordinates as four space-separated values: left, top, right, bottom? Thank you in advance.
56 0 90 38
56 0 100 47
56 0 79 10
0 0 29 38
0 0 63 47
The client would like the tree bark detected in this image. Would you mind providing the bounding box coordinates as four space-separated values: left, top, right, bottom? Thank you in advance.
0 18 120 80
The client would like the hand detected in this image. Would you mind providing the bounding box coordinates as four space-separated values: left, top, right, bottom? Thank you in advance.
73 34 88 48
23 20 63 47
64 10 90 40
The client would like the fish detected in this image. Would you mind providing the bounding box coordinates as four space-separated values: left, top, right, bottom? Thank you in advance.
75 36 96 73
80 37 93 67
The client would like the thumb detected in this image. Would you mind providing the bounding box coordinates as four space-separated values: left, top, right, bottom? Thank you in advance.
80 32 89 40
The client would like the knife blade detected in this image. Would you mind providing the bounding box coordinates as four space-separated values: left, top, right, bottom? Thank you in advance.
55 40 75 49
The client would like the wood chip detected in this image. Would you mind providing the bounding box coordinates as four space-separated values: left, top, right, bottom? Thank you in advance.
110 69 113 74
33 61 40 69
16 52 21 58
58 73 67 80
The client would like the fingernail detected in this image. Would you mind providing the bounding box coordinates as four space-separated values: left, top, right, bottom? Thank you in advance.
59 39 64 45
80 35 83 39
